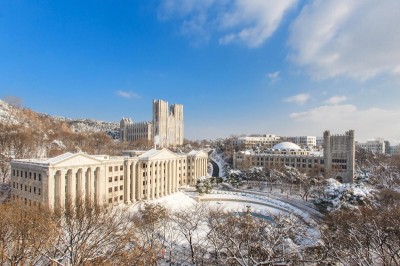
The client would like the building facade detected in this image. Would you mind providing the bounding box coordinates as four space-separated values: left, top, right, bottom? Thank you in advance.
11 148 208 209
285 136 317 148
232 134 282 149
233 142 324 174
356 138 386 154
233 130 355 183
120 99 184 147
323 130 355 183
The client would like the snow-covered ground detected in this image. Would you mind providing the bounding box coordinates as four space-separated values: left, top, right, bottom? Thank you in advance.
127 188 320 251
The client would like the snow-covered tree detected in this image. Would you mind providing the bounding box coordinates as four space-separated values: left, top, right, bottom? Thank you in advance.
196 177 212 194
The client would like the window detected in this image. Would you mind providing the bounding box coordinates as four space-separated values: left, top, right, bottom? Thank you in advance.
120 175 123 181
114 186 118 191
120 195 123 201
108 198 112 203
114 166 118 171
120 165 123 171
114 176 118 181
109 187 112 193
34 173 36 179
114 196 118 202
109 166 112 172
38 174 41 181
38 188 41 195
34 187 36 194
120 185 123 191
25 185 27 191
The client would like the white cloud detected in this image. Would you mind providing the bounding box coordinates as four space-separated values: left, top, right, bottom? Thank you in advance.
288 0 400 80
284 93 310 105
289 104 400 142
217 0 298 47
267 71 280 82
159 0 297 47
116 90 141 99
324 95 347 105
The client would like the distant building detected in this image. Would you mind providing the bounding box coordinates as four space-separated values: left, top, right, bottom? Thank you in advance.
323 130 355 183
120 99 184 148
233 130 355 183
390 144 400 156
384 141 391 155
233 142 323 174
285 136 316 148
357 138 386 154
11 148 208 209
316 137 324 148
232 134 282 149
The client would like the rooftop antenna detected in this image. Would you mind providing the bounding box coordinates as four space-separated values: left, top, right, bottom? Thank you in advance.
154 135 160 150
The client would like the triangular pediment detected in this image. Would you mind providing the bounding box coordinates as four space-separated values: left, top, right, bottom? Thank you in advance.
139 148 178 160
48 153 103 167
188 150 209 158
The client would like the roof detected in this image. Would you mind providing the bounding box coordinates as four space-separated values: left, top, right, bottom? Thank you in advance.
43 152 75 164
138 149 160 158
272 142 302 151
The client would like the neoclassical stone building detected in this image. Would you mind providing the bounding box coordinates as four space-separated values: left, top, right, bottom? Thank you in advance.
234 130 355 183
11 148 208 208
120 99 184 147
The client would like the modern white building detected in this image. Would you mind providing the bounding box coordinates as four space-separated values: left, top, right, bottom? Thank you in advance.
11 148 208 209
232 134 282 149
233 142 323 173
357 138 386 154
120 99 184 148
234 130 355 183
285 136 317 148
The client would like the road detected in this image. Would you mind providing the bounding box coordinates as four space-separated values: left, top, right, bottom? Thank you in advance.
220 183 324 222
210 159 219 177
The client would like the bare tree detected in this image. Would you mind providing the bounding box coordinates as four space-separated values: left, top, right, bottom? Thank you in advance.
45 197 131 265
171 203 208 265
0 202 57 265
205 209 311 266
321 204 400 265
128 203 169 265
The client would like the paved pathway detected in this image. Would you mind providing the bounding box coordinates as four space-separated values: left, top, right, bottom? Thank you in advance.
220 183 324 222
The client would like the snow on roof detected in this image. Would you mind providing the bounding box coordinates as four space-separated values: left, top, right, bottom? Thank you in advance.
138 149 161 159
43 152 75 164
188 150 207 156
188 150 200 156
272 142 301 150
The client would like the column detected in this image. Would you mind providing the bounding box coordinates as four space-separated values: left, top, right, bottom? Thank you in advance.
97 167 105 205
139 163 143 200
146 163 151 200
166 161 170 195
161 161 165 197
79 169 86 200
153 162 160 199
174 160 178 192
90 169 95 203
59 170 66 208
124 161 131 204
130 162 136 203
70 169 76 203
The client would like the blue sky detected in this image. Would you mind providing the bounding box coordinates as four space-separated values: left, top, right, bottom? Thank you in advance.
1 0 400 142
